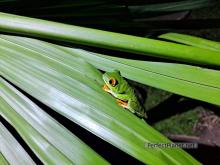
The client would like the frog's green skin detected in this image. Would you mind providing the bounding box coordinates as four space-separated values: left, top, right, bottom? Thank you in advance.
102 70 147 119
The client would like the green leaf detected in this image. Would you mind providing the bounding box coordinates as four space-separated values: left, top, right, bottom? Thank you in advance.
0 78 109 165
0 122 35 165
0 34 200 165
0 152 9 165
63 47 220 105
0 153 9 165
0 12 220 66
159 32 220 52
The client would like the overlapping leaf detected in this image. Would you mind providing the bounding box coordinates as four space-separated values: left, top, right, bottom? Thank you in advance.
0 34 200 165
0 12 220 66
0 122 35 165
0 78 108 165
0 153 9 165
2 34 218 105
63 47 220 105
159 33 220 52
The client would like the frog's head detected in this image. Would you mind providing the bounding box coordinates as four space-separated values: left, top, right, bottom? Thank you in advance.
102 70 126 93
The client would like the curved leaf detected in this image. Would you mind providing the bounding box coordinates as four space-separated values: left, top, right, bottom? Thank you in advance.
3 34 218 105
159 32 220 52
0 78 108 165
63 48 220 105
0 35 200 165
0 12 220 66
0 122 35 165
0 153 9 165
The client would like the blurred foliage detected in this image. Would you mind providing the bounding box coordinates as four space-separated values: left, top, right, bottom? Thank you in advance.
153 107 202 135
144 87 173 111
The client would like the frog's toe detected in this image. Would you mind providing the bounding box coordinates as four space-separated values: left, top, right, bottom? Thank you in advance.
116 99 128 108
102 85 110 92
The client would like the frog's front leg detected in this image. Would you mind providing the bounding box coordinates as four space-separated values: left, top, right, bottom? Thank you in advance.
116 99 128 108
103 84 110 93
116 99 136 113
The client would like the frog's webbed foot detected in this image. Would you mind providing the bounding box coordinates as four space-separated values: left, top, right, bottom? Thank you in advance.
102 85 110 93
116 99 128 109
116 99 136 114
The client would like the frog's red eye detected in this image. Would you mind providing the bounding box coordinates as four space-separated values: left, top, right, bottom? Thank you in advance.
109 78 117 87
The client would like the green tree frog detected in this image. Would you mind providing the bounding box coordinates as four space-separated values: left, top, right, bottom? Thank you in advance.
102 70 147 119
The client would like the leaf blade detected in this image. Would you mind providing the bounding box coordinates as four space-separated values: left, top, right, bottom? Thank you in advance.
0 78 109 165
63 47 220 105
0 35 200 165
159 32 220 52
0 12 220 66
0 122 36 165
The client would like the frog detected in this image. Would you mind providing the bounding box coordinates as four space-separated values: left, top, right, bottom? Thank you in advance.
102 70 147 119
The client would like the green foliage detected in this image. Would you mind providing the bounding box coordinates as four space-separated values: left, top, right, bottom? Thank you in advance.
1 78 108 165
0 122 35 165
0 12 220 66
159 32 220 52
0 153 9 165
0 6 219 164
63 47 220 105
0 34 201 164
144 87 173 111
153 108 202 135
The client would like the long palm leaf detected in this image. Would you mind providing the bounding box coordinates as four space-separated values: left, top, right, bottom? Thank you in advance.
0 78 108 165
0 12 220 66
0 34 200 165
1 34 218 105
0 122 35 165
159 32 220 52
